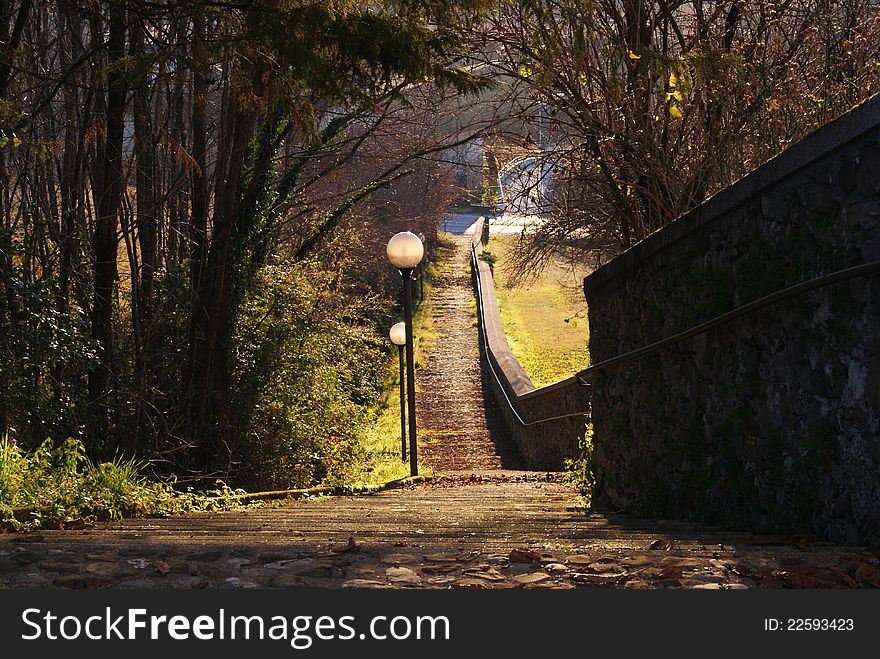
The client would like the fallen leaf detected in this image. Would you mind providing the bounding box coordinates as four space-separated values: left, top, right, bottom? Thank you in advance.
830 569 859 588
342 579 385 588
62 519 93 530
454 578 490 589
624 579 653 589
588 561 624 574
732 562 771 580
659 565 683 579
386 567 421 585
621 555 654 567
649 538 672 551
332 536 361 554
153 560 172 574
462 568 505 582
781 571 821 588
573 573 624 586
509 548 542 564
511 572 551 585
544 563 569 574
565 555 596 567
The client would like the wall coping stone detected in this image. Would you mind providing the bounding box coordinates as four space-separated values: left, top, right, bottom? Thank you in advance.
471 217 535 398
469 216 589 468
471 218 585 402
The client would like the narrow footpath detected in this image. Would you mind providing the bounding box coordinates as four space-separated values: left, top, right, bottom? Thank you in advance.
416 234 522 472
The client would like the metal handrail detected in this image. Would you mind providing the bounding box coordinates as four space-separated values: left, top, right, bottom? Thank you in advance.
471 240 588 428
575 260 880 386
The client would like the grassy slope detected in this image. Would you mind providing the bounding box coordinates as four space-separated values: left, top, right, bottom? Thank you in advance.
489 236 590 388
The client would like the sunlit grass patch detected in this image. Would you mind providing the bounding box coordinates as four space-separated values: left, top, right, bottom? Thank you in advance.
356 386 413 486
489 236 590 388
0 436 245 529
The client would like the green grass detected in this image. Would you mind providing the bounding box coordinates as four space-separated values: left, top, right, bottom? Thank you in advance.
355 382 413 485
489 236 590 388
0 436 245 529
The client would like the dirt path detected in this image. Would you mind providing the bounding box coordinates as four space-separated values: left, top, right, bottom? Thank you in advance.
2 475 876 589
416 234 522 471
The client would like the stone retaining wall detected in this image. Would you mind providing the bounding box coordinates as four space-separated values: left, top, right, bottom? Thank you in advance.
470 219 588 470
582 95 880 545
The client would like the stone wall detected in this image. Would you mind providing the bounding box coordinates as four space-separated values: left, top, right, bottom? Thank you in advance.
582 95 880 545
470 219 588 470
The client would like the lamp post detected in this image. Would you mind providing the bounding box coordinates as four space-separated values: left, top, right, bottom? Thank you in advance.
389 321 407 463
386 231 424 477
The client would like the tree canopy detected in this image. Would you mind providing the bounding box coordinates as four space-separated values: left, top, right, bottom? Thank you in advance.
483 0 880 267
0 0 491 484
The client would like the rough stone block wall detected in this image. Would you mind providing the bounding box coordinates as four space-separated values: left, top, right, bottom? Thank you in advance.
583 96 880 545
471 220 588 470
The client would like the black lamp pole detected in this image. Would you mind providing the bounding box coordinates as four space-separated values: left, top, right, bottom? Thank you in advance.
397 344 407 462
401 268 418 477
387 230 423 478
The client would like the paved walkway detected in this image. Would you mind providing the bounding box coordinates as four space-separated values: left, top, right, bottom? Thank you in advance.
417 234 522 471
2 474 877 589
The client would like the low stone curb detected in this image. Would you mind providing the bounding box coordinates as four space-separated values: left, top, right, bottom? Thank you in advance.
230 475 430 505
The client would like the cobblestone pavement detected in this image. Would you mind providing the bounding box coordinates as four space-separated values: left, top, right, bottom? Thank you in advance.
2 474 878 589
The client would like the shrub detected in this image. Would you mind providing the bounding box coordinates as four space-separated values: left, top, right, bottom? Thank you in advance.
0 435 240 528
0 231 96 448
230 256 386 491
564 423 595 507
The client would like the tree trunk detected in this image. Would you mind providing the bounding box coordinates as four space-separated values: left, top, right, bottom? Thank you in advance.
184 51 260 470
58 13 80 314
88 1 126 450
188 12 209 299
131 17 157 452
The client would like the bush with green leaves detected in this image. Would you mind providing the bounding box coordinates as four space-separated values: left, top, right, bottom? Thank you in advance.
564 423 595 507
0 231 96 447
230 254 387 491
